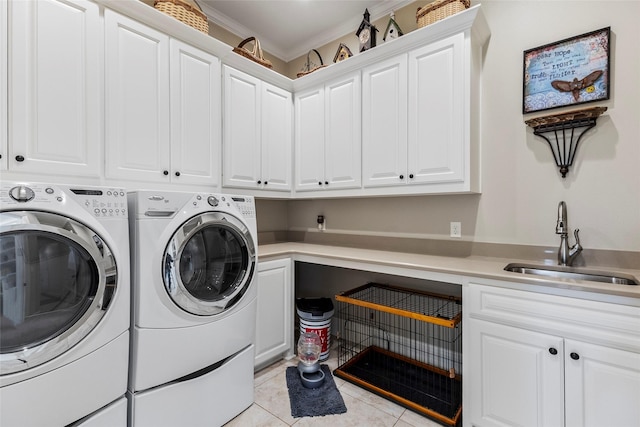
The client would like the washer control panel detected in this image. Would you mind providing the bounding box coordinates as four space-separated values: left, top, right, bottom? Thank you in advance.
230 196 256 218
0 183 127 219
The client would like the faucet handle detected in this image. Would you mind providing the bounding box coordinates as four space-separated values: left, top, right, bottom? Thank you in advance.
574 228 581 246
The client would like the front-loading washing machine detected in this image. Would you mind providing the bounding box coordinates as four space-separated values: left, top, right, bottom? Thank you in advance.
127 190 257 427
0 182 130 427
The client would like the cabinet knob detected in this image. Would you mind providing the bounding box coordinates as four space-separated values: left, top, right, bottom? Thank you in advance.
15 155 25 162
318 181 322 186
163 170 169 176
324 181 328 185
258 180 262 184
409 173 414 179
549 348 558 355
264 181 268 185
570 352 580 360
399 175 404 180
175 171 180 177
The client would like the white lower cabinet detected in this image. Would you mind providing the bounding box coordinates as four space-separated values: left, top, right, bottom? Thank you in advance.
255 258 293 369
464 282 640 427
468 319 565 426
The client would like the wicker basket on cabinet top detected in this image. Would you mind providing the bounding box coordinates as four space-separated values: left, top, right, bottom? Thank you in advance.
417 0 470 28
154 0 209 34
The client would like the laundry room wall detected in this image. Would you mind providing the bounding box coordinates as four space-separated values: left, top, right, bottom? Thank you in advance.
283 0 640 254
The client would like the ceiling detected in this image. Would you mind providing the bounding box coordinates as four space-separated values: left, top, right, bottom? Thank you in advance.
197 0 414 62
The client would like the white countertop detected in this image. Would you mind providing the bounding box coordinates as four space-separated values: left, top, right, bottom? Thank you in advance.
258 242 640 304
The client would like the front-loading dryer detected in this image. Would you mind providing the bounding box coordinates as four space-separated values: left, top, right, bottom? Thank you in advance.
127 190 257 427
0 182 130 427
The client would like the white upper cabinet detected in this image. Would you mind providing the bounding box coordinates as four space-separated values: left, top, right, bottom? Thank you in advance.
408 33 465 186
105 9 171 183
169 39 221 186
261 84 293 191
363 33 468 192
8 0 101 177
294 87 325 191
295 72 361 192
362 54 408 188
105 10 220 187
1 0 7 171
295 5 487 197
223 66 292 192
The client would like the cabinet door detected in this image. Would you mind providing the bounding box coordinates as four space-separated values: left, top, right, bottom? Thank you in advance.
9 0 100 177
223 66 261 189
255 259 293 368
170 40 221 186
294 87 325 191
105 10 170 182
261 84 292 191
362 54 408 188
1 0 7 171
467 319 564 427
408 32 465 185
324 74 362 189
565 339 640 427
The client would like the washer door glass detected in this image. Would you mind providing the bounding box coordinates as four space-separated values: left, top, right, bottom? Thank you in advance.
163 212 256 316
0 211 116 375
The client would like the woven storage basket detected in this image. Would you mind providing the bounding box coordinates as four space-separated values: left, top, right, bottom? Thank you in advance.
417 0 470 28
297 49 328 78
233 37 273 69
154 0 209 34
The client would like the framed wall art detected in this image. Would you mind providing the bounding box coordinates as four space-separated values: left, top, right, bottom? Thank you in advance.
523 27 610 114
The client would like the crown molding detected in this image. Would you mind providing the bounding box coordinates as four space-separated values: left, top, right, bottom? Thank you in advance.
198 0 414 63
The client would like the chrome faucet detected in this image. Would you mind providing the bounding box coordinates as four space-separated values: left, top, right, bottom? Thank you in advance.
556 201 582 266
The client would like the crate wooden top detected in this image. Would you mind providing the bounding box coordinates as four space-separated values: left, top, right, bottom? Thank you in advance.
336 283 462 328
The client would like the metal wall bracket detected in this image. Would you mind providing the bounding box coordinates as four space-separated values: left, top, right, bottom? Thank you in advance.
525 106 607 178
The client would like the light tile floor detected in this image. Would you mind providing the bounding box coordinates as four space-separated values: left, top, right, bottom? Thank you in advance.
224 349 443 427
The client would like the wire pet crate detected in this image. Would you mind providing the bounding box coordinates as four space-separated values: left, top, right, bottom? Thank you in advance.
334 283 462 426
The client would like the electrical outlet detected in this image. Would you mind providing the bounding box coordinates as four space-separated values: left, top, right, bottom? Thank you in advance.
450 222 461 238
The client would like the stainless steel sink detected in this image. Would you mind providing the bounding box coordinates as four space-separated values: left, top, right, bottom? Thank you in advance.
504 263 639 285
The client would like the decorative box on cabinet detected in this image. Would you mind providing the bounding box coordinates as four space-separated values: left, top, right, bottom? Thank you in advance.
8 0 101 178
223 66 292 192
464 282 640 427
105 10 220 186
294 72 361 193
255 258 293 369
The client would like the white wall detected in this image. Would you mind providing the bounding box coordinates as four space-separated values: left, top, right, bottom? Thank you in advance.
284 1 640 252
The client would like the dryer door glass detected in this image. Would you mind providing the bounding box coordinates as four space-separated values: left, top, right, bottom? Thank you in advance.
164 212 256 316
0 212 116 375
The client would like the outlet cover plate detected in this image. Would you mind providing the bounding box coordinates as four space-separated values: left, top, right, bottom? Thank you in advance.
450 222 461 238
